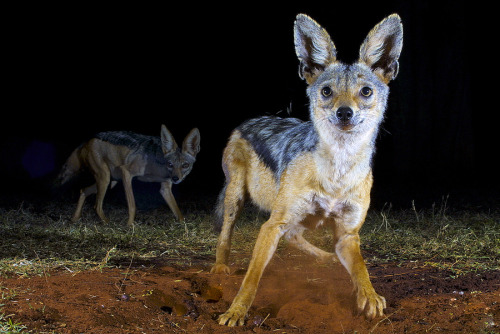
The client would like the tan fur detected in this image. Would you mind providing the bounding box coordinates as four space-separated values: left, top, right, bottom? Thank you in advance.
214 130 379 325
212 13 403 326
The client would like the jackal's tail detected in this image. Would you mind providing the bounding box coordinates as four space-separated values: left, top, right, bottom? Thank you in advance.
55 145 84 186
213 183 227 233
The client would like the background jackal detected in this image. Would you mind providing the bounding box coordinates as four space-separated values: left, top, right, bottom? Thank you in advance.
58 125 200 226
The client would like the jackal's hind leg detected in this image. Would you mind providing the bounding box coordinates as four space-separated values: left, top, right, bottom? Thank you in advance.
72 183 97 222
120 167 136 227
285 229 338 263
94 169 111 224
211 174 246 275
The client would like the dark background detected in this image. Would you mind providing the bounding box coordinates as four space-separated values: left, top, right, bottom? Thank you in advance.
2 1 494 212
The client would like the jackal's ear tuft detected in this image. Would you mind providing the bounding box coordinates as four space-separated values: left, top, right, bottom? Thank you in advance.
294 14 337 84
161 124 178 154
359 14 403 83
182 128 200 158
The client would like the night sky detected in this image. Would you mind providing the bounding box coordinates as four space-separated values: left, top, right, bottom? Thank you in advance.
2 1 494 212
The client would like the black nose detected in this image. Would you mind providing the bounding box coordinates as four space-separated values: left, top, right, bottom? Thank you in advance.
172 176 179 182
336 107 353 122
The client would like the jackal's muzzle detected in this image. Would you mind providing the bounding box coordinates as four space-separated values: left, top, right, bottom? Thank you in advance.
329 106 362 131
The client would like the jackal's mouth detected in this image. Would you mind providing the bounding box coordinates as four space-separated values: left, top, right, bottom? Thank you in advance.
328 117 363 132
338 123 357 131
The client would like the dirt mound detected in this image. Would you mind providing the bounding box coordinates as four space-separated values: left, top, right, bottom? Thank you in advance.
2 250 499 333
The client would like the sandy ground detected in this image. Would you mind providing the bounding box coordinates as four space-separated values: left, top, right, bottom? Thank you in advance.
1 247 499 333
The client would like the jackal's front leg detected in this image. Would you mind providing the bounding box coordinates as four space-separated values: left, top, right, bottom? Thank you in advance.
336 232 386 319
218 219 284 326
160 181 183 221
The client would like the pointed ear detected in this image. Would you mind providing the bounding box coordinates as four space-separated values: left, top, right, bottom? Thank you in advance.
294 14 337 84
182 128 200 158
359 14 403 83
161 124 178 154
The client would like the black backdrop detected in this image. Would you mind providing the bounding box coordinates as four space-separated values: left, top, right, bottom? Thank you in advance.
2 1 494 211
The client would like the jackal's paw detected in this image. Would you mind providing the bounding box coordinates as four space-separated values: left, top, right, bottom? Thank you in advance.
356 287 386 319
218 304 247 327
210 263 231 274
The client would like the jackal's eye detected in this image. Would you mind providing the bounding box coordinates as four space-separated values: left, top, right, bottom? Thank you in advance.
360 87 373 97
167 162 173 169
181 163 189 169
321 86 332 97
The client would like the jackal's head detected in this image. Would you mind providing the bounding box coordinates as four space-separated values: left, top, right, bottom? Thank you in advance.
294 14 403 141
160 125 200 184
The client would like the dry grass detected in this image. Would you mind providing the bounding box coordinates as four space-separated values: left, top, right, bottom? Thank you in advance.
0 196 498 278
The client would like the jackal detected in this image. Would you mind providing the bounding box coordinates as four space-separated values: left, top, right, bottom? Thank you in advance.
211 14 403 326
58 125 200 226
